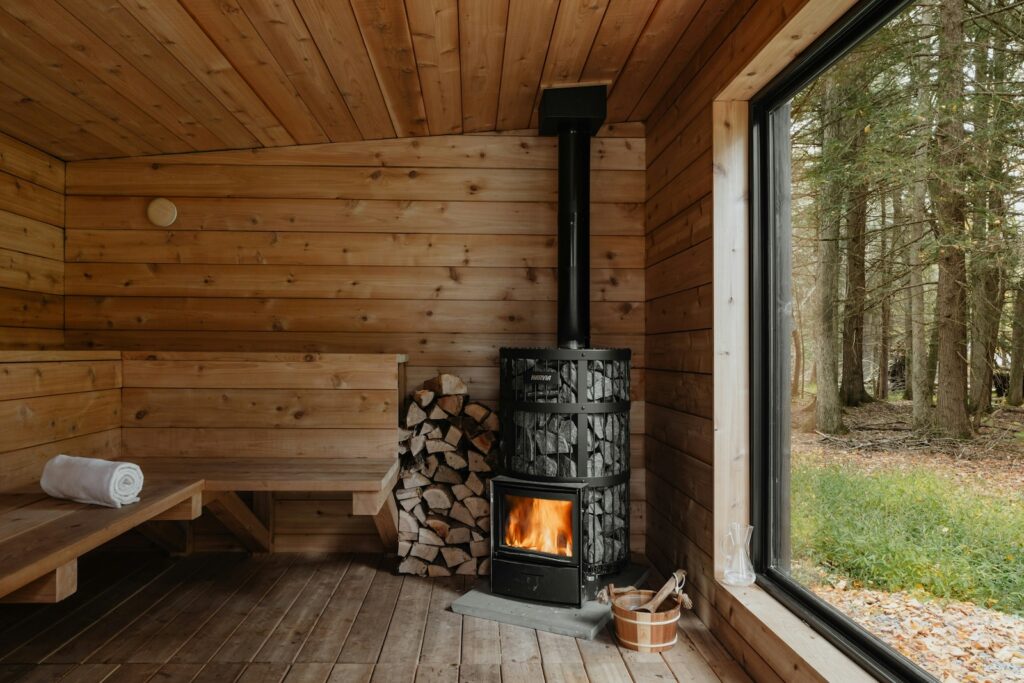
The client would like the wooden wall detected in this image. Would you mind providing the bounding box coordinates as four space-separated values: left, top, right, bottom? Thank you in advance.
0 351 122 491
643 1 815 681
62 128 648 554
0 134 65 348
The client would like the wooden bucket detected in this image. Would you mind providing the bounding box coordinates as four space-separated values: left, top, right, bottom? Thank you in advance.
609 588 683 653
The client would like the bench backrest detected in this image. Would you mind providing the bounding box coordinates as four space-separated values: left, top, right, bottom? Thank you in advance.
0 351 123 491
120 351 403 463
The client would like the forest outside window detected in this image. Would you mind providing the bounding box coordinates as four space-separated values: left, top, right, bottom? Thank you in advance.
751 1 1024 681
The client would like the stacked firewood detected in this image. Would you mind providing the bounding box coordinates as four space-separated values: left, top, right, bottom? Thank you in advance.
395 373 499 577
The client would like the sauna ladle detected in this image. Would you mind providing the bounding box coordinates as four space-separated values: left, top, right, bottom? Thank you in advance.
634 570 686 613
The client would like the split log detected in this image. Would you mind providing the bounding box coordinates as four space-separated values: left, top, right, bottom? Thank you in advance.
469 452 492 473
433 466 462 485
422 486 453 510
415 389 435 407
456 558 479 575
437 395 464 415
441 546 471 568
463 403 489 423
444 426 463 447
464 497 489 519
445 451 467 469
423 455 439 478
406 402 427 427
399 557 428 576
411 543 440 562
418 528 444 546
424 516 450 540
449 502 475 527
399 510 418 534
403 472 430 488
425 374 468 396
470 432 494 455
446 527 472 545
426 439 455 455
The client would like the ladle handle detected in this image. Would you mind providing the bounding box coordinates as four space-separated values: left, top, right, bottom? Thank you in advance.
635 570 686 613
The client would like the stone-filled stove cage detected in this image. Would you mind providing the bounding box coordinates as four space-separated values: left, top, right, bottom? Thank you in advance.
499 347 631 577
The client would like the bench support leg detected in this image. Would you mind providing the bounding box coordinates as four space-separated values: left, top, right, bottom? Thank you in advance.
151 493 203 521
352 466 400 552
0 560 77 603
207 492 271 553
251 492 275 532
371 495 399 551
138 521 194 555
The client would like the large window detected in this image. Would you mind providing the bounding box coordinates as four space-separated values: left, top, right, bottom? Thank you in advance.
752 1 1024 681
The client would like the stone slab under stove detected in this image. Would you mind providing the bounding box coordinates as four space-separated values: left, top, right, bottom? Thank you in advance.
451 563 648 639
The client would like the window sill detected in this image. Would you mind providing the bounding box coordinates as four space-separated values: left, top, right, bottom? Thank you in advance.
715 580 875 682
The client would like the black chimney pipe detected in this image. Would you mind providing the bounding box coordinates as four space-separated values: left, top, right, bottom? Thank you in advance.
539 86 607 349
557 126 590 348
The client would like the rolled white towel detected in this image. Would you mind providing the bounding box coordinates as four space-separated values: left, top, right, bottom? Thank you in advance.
40 454 144 509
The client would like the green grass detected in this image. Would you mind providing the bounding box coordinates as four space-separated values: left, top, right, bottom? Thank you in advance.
791 460 1024 615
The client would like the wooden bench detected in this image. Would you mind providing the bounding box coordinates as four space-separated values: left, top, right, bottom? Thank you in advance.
0 350 406 602
0 481 203 602
139 457 400 553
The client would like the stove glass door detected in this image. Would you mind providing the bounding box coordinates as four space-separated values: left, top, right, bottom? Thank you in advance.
500 492 575 559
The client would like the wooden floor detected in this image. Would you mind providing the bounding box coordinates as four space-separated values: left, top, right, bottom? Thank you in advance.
0 553 751 683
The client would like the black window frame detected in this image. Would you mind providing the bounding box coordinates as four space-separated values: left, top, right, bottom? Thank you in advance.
749 1 939 681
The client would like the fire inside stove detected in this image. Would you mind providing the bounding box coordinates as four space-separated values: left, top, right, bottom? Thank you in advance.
503 494 574 557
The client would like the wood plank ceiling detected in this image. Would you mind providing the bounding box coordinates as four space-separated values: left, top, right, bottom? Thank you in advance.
0 0 708 160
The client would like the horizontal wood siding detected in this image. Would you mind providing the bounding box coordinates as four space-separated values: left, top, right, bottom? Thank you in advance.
120 352 402 552
0 135 65 347
0 352 123 491
65 132 648 555
644 1 815 681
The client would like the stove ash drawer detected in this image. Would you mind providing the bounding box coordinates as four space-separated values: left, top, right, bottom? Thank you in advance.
491 555 582 606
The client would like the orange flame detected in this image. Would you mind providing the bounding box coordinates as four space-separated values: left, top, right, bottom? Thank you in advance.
503 494 574 557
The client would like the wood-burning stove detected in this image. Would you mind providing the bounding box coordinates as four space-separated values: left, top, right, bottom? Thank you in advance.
492 85 631 607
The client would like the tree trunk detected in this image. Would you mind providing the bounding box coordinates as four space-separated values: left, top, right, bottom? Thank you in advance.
935 246 971 437
792 308 804 399
876 199 890 400
814 77 845 434
968 250 1004 422
895 190 913 401
1008 285 1024 406
909 179 932 428
904 311 913 401
841 169 871 406
877 285 891 399
967 23 1009 425
909 78 933 427
932 0 972 438
927 308 940 401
